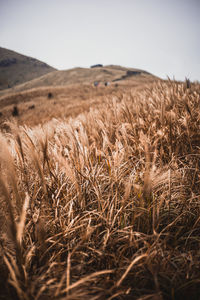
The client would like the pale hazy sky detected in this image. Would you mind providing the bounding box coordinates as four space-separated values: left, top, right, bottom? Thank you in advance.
0 0 199 81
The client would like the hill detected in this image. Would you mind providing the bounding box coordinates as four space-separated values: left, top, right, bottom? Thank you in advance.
0 47 56 90
0 64 157 96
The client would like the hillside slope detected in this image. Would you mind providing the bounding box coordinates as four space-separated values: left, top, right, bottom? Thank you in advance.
0 83 144 127
0 64 157 96
0 47 56 90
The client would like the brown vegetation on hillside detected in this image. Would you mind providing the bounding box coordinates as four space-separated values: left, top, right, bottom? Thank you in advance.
0 79 200 299
0 47 56 90
0 82 150 128
0 64 157 97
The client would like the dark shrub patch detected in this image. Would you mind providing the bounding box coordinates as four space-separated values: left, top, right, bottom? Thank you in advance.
12 106 19 116
28 105 35 110
47 92 53 99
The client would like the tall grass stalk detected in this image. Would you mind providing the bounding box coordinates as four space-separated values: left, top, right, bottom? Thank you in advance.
0 79 200 299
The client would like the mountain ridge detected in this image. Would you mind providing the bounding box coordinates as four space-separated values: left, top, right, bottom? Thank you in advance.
0 47 56 90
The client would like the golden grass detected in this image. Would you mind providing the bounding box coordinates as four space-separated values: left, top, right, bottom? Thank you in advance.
0 83 135 128
0 79 200 299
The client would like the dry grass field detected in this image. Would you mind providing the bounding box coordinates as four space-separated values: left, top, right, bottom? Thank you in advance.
0 84 115 127
0 79 155 128
0 79 200 299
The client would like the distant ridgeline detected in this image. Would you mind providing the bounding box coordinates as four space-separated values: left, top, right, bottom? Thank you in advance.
0 47 56 90
0 47 156 93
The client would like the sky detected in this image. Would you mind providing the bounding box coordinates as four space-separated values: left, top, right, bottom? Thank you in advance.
0 0 200 81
